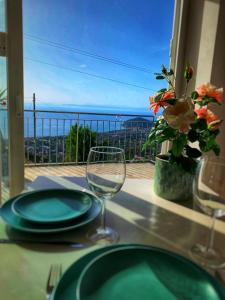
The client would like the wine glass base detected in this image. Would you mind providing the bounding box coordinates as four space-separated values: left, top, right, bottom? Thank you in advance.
87 226 119 245
191 243 225 269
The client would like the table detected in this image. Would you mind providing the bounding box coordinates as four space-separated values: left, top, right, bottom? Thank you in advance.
0 177 225 300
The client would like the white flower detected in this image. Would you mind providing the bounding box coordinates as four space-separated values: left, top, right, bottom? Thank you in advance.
163 99 196 132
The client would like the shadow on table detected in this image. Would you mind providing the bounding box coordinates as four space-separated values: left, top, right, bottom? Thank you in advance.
22 175 225 257
5 224 94 253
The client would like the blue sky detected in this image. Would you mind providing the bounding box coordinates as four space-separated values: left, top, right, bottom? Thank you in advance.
23 0 174 110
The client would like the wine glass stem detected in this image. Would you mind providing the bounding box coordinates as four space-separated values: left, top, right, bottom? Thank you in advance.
207 213 216 252
100 199 106 230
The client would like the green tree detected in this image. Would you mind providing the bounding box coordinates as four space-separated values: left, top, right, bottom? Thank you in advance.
65 124 96 162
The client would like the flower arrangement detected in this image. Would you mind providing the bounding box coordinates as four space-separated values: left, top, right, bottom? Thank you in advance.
145 64 223 173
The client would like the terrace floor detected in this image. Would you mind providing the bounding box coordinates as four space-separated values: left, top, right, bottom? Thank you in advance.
25 162 155 183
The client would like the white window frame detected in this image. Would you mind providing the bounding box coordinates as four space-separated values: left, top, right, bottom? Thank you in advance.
6 0 24 197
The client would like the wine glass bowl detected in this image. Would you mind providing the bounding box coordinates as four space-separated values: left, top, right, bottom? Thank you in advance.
192 156 225 268
86 146 126 244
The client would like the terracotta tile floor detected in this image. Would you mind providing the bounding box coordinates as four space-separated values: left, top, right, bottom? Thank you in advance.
25 162 155 183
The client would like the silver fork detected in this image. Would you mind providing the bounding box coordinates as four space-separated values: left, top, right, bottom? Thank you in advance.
46 264 62 300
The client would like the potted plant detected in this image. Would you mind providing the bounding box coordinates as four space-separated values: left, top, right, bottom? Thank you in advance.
144 65 223 202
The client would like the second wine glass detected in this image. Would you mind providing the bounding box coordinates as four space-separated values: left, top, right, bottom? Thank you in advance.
86 146 126 244
191 156 225 269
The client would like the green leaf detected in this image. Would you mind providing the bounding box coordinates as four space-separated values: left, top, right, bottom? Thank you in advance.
171 135 187 157
154 93 163 101
198 119 208 130
211 129 220 136
155 125 165 131
155 129 164 136
148 130 156 139
199 140 207 152
155 75 165 80
191 119 207 131
156 135 168 144
147 131 156 144
207 134 217 149
163 127 177 139
199 132 217 152
166 98 176 105
198 96 221 106
191 91 199 100
212 144 220 156
194 101 206 107
188 129 199 142
157 88 167 93
167 69 174 76
186 145 202 158
161 65 168 75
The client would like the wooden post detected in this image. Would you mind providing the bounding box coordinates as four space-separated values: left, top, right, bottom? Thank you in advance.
7 0 24 197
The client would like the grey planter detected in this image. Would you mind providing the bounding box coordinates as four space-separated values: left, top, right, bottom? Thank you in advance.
154 155 195 202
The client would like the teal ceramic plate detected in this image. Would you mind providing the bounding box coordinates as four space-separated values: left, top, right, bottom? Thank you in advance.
52 244 126 300
51 245 225 300
77 246 225 300
12 189 92 224
0 192 101 233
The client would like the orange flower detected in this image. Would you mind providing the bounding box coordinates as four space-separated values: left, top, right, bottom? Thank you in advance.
195 107 222 130
149 91 175 114
195 107 217 123
196 83 223 103
195 107 208 119
161 90 175 101
149 101 160 114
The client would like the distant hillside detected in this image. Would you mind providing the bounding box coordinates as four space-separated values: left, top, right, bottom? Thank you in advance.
123 117 153 129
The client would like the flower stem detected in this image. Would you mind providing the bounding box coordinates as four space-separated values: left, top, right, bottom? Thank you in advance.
165 74 176 96
183 82 188 100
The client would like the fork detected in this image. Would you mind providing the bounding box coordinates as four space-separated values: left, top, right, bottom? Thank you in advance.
46 264 62 299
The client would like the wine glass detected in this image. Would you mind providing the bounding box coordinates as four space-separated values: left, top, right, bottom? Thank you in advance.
86 146 126 244
191 156 225 268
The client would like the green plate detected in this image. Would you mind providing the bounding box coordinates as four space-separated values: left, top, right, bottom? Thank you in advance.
52 245 225 300
12 189 92 224
0 192 101 234
52 244 126 300
77 246 225 300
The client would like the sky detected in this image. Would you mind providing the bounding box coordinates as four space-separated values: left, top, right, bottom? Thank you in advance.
23 0 174 110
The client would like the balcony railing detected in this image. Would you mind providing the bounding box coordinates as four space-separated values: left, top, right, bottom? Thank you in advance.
24 109 159 165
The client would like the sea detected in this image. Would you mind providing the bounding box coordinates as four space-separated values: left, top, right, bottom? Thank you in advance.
24 103 156 138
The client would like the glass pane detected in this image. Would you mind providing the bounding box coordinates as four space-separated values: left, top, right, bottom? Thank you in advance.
23 0 174 165
0 0 5 31
0 0 9 202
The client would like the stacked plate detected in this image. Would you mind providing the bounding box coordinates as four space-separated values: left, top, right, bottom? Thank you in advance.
52 244 225 300
0 189 102 233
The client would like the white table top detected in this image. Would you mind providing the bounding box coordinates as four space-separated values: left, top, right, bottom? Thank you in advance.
0 177 225 299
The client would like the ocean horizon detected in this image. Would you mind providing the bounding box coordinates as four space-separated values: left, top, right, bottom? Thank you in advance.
24 103 158 138
24 102 153 116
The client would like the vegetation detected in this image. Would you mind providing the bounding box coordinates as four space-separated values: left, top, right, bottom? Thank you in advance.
65 124 96 162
